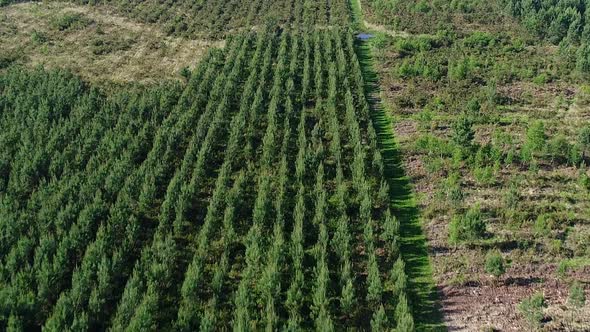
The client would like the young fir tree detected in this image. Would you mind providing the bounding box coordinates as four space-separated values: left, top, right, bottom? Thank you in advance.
370 305 388 331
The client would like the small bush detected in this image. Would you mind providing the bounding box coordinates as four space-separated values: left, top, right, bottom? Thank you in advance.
578 125 590 157
179 67 191 80
473 166 494 186
503 182 519 209
576 85 590 106
91 37 135 55
449 56 477 81
549 239 563 255
370 33 389 50
466 98 481 117
576 43 590 74
395 36 436 55
396 53 443 80
444 172 463 207
414 0 430 13
518 293 546 328
449 206 486 244
546 134 572 164
370 305 388 331
484 250 506 278
568 281 586 308
31 30 48 44
0 51 20 69
463 32 494 49
532 72 550 85
522 120 547 163
533 214 551 237
414 134 454 156
452 115 474 149
526 120 547 153
565 227 590 256
52 13 92 31
504 38 525 53
579 171 590 191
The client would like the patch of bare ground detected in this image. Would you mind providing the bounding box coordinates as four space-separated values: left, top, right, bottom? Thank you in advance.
440 268 590 331
0 2 224 85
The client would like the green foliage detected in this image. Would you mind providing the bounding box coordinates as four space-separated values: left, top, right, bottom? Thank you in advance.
484 250 505 278
391 257 408 298
370 305 388 331
366 255 383 304
397 52 443 80
526 121 547 152
90 36 135 55
505 0 589 70
578 125 590 157
532 72 550 85
522 120 547 163
449 206 486 244
30 30 48 44
466 98 481 118
0 12 421 331
340 278 355 315
0 49 21 69
382 209 400 259
463 31 495 48
7 314 23 332
473 165 495 186
579 171 590 191
534 214 551 237
577 86 590 106
444 172 463 207
568 281 586 308
51 13 92 31
395 293 414 331
449 57 477 81
451 115 475 149
414 133 454 156
503 182 519 210
518 292 546 328
414 0 430 13
395 36 435 55
546 134 574 164
576 43 590 73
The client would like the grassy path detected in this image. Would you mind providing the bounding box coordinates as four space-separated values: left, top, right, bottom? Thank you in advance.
350 1 446 331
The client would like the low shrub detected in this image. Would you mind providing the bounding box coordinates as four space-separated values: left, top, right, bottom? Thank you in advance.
449 206 486 244
484 250 506 278
518 293 546 328
52 13 92 31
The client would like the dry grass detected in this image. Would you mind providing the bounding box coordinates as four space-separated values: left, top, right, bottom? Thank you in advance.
0 2 224 85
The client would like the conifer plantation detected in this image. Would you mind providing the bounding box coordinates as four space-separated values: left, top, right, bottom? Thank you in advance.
4 0 590 330
0 1 417 328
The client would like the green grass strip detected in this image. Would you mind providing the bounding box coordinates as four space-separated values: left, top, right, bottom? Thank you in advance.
349 1 446 330
355 38 446 332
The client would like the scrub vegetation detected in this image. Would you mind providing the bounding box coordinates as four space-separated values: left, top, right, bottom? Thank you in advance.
362 0 590 330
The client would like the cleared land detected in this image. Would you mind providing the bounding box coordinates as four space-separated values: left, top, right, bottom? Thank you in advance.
362 0 590 330
0 2 222 85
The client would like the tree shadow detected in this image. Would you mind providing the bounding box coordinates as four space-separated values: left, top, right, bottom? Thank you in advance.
354 38 447 331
